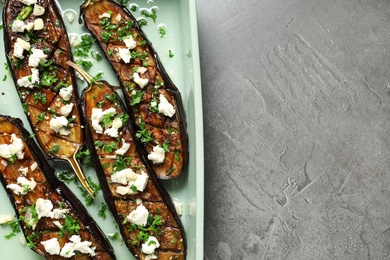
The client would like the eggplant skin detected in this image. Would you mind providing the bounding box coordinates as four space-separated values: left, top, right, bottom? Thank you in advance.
0 115 116 260
80 0 188 179
80 81 186 259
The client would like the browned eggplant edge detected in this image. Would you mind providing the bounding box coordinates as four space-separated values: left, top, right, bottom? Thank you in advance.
79 0 189 178
80 81 187 258
2 0 87 163
0 115 116 259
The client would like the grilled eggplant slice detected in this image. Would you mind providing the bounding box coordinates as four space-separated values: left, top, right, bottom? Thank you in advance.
80 0 188 179
3 0 94 196
0 115 115 259
69 62 186 259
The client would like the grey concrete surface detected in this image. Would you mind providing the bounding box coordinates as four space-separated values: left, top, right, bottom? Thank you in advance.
197 0 390 259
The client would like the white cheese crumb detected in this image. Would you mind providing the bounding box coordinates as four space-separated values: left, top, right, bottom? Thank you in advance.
147 145 165 164
29 48 47 67
134 172 148 192
124 36 136 49
115 139 130 155
13 42 25 59
133 72 149 89
17 68 40 88
30 162 38 171
36 198 54 219
69 35 80 47
59 85 73 101
0 133 25 160
18 166 28 176
158 94 175 117
60 103 74 117
12 20 25 33
33 4 45 16
7 177 37 195
142 236 160 254
127 205 149 226
118 48 131 63
91 107 116 134
60 235 96 257
50 116 69 135
0 214 14 224
145 254 158 260
111 168 137 185
41 238 61 255
104 117 123 137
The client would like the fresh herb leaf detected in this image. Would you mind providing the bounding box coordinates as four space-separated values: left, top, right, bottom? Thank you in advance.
98 202 108 219
75 59 93 70
59 214 80 238
140 8 157 23
57 170 77 184
49 144 60 155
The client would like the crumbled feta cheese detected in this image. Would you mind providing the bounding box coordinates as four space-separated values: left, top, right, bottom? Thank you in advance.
18 166 28 175
134 172 148 192
36 198 54 219
6 183 25 195
50 116 69 135
17 38 31 50
142 236 160 254
118 48 131 63
33 18 44 30
115 139 130 155
133 72 149 89
17 68 39 88
91 107 116 134
124 36 137 49
116 186 132 195
12 20 25 33
158 94 175 117
18 0 37 5
30 162 38 171
104 117 122 138
59 85 73 101
8 176 37 195
13 42 25 59
60 235 96 258
36 198 68 220
0 133 25 160
60 103 74 117
99 12 111 19
127 205 149 226
137 67 147 75
28 48 47 67
147 145 165 164
111 168 137 185
0 214 14 224
52 220 63 229
33 4 45 16
41 238 61 255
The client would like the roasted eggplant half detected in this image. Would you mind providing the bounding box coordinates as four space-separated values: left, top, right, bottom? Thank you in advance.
3 0 94 195
69 62 186 259
0 115 115 259
80 0 188 179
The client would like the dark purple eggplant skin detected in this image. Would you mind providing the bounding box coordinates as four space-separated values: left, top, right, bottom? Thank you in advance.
80 80 186 259
80 0 188 180
0 115 116 260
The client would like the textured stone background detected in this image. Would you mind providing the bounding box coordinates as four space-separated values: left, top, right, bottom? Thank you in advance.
198 0 390 259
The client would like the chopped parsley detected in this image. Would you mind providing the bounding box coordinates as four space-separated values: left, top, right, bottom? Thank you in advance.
130 90 143 106
76 149 93 167
33 92 47 104
75 59 93 70
168 49 174 58
36 112 46 123
136 119 153 143
41 71 58 87
57 170 77 184
140 8 157 23
2 75 7 81
113 156 131 173
159 26 166 38
73 35 95 58
95 140 118 153
2 218 20 239
49 144 60 155
59 214 80 238
78 176 101 206
98 202 108 219
101 31 113 44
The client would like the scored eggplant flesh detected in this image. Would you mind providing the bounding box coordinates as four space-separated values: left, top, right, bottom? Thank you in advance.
80 0 188 179
0 115 115 259
70 61 186 259
3 0 94 196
